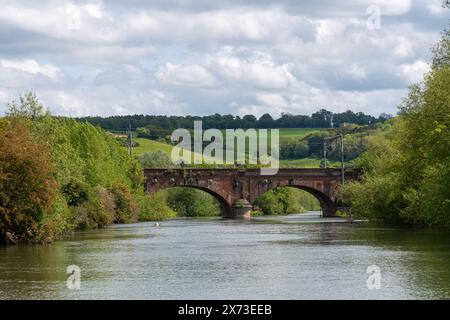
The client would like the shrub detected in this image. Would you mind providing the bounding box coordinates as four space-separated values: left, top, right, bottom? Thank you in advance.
255 187 319 215
167 188 221 217
137 191 176 221
37 194 73 242
136 150 173 168
109 183 139 223
62 179 89 206
0 119 57 243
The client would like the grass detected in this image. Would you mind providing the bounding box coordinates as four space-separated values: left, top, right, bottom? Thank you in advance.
132 137 173 155
131 137 216 163
126 128 335 168
280 158 342 168
279 128 325 138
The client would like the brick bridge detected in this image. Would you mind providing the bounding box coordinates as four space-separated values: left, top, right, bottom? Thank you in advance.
144 168 362 219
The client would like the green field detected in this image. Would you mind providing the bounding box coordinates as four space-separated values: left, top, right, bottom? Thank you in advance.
280 158 341 168
127 128 331 168
279 128 325 138
131 137 173 155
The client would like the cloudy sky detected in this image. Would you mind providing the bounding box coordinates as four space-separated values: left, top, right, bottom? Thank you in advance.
0 0 448 118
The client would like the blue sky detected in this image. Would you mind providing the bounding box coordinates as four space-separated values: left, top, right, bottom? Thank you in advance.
0 0 448 117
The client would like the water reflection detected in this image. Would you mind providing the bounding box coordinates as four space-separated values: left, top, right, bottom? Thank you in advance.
1 212 449 299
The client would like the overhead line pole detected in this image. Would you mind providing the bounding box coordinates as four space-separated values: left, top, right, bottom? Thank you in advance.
127 122 133 157
340 127 345 184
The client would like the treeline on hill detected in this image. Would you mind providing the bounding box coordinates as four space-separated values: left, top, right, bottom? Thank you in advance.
342 25 450 226
0 93 175 244
77 109 391 132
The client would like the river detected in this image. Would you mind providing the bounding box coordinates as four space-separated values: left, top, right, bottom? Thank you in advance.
1 212 450 300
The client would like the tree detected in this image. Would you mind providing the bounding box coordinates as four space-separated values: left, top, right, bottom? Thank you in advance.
258 113 275 128
136 150 173 168
343 20 450 226
5 91 48 119
167 188 221 217
0 119 57 243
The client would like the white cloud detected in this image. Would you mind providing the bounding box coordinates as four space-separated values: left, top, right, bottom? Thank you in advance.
0 0 447 117
0 59 61 79
397 60 430 84
155 63 217 87
346 64 367 80
208 48 293 90
255 93 288 108
427 0 447 15
365 0 411 15
126 7 302 43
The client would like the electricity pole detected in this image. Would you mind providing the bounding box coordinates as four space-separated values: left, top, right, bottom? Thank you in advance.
127 123 132 156
340 127 345 184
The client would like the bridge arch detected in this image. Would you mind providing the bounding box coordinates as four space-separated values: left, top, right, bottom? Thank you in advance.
286 185 337 217
149 185 231 216
253 184 337 217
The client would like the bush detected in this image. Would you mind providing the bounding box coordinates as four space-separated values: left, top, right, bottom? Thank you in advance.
38 194 73 242
109 183 139 223
137 191 176 221
255 191 285 215
0 93 148 243
0 119 57 243
167 188 221 217
62 179 89 206
255 187 320 215
136 150 173 168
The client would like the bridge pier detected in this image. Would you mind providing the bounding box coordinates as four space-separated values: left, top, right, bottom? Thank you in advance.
321 202 337 217
224 199 252 219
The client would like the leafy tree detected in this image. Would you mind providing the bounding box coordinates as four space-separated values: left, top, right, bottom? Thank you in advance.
109 182 139 223
255 187 319 215
0 93 152 243
136 150 173 168
343 20 450 226
0 119 57 243
167 187 221 217
258 113 275 128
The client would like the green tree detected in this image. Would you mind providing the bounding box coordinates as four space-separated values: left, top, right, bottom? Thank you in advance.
167 188 221 217
0 119 57 243
343 19 450 226
136 150 173 168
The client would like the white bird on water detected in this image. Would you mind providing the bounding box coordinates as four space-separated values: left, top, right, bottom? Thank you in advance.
154 222 160 227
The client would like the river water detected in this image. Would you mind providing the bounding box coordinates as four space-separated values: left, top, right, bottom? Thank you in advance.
1 212 450 300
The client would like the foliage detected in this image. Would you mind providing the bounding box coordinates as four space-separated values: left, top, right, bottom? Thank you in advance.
0 93 153 243
109 182 139 223
0 119 57 243
255 187 320 215
343 24 450 226
280 138 309 159
136 150 174 168
137 191 176 221
62 179 89 206
77 109 387 134
167 187 221 217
